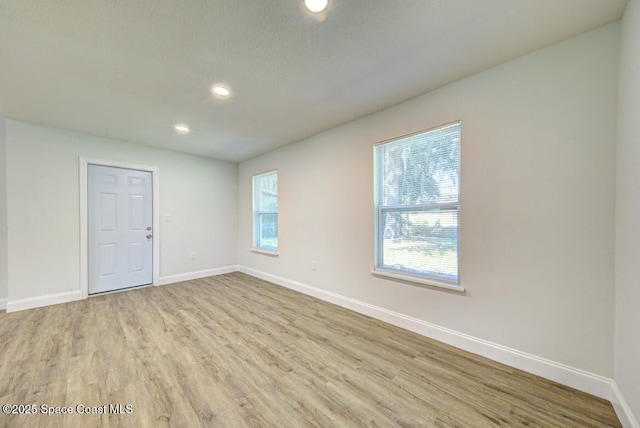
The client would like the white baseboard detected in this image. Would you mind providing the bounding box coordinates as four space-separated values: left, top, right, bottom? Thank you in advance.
6 290 83 313
611 381 639 428
2 266 238 313
238 266 613 401
158 265 239 286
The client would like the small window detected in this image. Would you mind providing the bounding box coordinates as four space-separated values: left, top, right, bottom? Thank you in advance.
253 170 278 252
373 122 461 287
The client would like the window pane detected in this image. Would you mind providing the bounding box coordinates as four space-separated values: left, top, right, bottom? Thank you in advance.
259 173 278 211
381 123 460 206
374 122 460 284
381 209 458 280
258 213 278 249
253 170 278 250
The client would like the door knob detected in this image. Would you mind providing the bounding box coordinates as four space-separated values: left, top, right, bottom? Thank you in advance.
146 234 153 239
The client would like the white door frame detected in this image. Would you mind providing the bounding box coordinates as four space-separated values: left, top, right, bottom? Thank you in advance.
79 157 160 299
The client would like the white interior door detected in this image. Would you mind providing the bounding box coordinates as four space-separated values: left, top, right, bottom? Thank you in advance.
88 164 153 294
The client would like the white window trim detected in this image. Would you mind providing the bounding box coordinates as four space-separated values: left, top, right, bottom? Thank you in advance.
252 169 278 252
251 248 279 257
371 268 465 293
372 121 462 290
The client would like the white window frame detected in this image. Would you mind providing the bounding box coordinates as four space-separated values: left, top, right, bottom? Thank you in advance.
372 121 463 292
252 170 279 254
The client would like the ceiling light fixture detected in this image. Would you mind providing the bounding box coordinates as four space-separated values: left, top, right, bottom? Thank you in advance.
174 124 190 134
304 0 328 13
212 85 231 97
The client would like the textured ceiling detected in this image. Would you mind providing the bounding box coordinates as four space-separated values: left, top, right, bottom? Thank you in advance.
0 0 628 162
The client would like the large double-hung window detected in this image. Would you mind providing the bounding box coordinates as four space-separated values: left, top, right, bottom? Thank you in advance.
253 170 278 252
373 122 461 287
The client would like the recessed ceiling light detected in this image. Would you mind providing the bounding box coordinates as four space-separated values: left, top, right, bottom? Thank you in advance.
212 85 231 97
174 124 190 134
304 0 328 13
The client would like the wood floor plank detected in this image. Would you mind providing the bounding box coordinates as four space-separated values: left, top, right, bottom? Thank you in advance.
0 272 622 427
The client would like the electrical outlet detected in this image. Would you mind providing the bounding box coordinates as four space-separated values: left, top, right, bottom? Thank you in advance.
311 261 317 271
190 252 196 260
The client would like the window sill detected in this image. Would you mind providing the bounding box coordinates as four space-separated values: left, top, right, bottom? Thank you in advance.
370 269 465 294
251 248 279 257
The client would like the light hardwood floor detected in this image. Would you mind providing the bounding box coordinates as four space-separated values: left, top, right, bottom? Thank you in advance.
0 272 621 427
